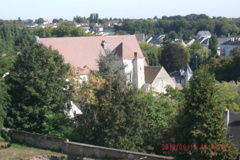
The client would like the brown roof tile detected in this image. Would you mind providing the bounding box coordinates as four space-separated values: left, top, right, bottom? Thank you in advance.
113 42 144 59
40 35 144 75
144 66 162 84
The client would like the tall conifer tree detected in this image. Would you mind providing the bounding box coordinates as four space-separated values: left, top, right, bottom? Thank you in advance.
174 67 238 160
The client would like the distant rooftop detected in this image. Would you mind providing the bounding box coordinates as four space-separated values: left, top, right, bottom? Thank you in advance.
221 37 240 45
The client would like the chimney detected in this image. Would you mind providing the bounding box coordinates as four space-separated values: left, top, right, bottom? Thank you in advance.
101 40 110 55
101 40 108 50
224 108 229 127
134 52 137 59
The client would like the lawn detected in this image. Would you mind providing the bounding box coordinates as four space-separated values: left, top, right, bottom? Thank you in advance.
0 136 67 160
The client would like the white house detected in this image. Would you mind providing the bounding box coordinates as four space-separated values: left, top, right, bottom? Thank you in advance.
39 35 176 93
220 37 240 57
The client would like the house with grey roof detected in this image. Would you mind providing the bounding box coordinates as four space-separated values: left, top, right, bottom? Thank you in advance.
217 38 231 55
220 37 240 57
169 64 193 87
147 34 165 46
223 109 240 159
194 31 212 48
196 31 211 39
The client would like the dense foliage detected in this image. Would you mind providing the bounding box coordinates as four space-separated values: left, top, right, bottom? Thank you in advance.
174 67 238 160
208 34 218 56
72 52 178 152
5 34 72 133
188 42 210 70
139 41 161 66
29 24 92 38
160 43 188 72
206 51 240 82
116 14 240 41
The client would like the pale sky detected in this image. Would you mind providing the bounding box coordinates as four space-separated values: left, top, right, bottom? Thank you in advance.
1 0 240 20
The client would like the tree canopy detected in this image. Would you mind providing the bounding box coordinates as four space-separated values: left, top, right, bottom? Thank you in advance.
174 67 238 160
5 33 72 133
139 41 161 66
160 43 188 72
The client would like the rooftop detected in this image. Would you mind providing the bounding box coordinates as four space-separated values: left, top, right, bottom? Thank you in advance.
39 35 144 75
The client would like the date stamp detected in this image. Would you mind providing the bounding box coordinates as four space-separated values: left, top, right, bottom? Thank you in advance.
161 144 228 151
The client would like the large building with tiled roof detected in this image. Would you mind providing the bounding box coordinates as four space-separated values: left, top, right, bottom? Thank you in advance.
39 35 176 93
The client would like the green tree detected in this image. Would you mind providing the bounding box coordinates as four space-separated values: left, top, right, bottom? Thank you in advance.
0 79 8 130
209 34 218 56
230 46 240 56
206 56 236 82
189 42 210 70
35 18 44 24
143 92 178 154
139 41 161 66
160 43 188 72
52 18 59 23
5 34 72 133
174 67 238 160
74 52 147 151
90 13 99 24
168 31 178 39
73 16 88 23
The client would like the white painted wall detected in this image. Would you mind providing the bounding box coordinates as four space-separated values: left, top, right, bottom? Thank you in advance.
151 68 176 93
220 45 238 57
132 57 145 88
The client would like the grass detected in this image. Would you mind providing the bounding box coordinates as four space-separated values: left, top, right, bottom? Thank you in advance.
0 136 67 160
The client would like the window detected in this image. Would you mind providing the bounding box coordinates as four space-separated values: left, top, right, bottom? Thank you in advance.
227 134 233 139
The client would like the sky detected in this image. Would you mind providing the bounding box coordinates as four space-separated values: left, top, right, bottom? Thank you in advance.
1 0 240 21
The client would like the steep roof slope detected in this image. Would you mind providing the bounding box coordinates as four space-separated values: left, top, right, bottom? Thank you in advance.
144 66 162 84
39 35 144 74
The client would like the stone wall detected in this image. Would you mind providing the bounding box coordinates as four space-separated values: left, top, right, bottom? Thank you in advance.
10 130 67 152
9 130 174 160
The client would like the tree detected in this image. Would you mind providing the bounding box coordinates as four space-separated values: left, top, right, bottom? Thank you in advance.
35 17 44 24
143 92 178 154
0 40 16 130
160 43 188 72
174 67 238 160
52 18 59 23
90 13 99 24
206 56 236 82
73 16 88 23
0 79 8 130
209 34 218 56
189 42 210 70
168 31 178 39
18 17 21 22
5 33 72 133
230 46 240 56
139 41 161 66
74 52 148 151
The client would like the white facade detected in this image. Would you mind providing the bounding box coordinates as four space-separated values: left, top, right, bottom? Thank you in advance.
220 45 238 57
132 57 145 88
220 37 240 57
117 57 145 88
150 68 176 93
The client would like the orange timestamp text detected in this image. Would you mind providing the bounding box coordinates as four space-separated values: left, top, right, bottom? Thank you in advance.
161 144 228 151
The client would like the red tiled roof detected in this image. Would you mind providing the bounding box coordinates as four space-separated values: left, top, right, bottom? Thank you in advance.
114 42 144 59
40 35 144 75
